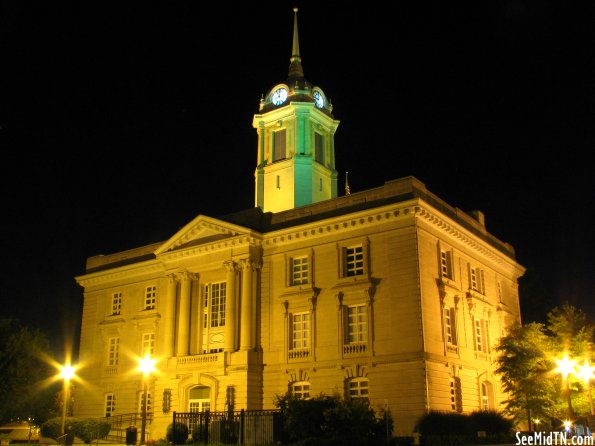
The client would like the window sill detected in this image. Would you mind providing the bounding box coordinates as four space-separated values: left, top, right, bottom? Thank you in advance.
280 283 316 298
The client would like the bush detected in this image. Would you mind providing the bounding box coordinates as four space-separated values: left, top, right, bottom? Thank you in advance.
275 392 392 446
415 411 513 446
166 423 188 445
40 417 110 444
73 418 111 443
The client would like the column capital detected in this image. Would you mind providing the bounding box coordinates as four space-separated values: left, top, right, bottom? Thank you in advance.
176 271 198 282
223 260 237 273
240 258 260 271
166 273 178 285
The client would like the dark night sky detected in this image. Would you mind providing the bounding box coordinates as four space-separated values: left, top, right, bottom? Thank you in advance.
1 1 594 358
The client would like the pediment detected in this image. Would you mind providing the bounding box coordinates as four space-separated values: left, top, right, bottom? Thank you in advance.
155 214 253 255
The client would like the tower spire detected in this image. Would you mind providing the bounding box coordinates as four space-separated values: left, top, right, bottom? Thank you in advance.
288 7 304 82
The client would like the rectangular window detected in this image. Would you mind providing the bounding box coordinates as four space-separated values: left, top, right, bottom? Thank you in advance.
315 132 324 164
142 333 155 357
444 307 457 345
206 282 226 328
474 318 490 353
344 245 364 277
273 129 286 162
145 286 156 310
348 378 369 399
470 267 485 294
105 394 116 417
450 377 462 412
440 250 453 279
108 337 119 366
346 305 367 344
291 312 311 350
139 391 152 414
111 292 122 315
291 382 310 399
291 256 309 286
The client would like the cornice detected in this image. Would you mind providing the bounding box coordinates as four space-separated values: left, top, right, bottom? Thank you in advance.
76 260 164 288
263 200 421 248
416 206 522 270
158 234 262 261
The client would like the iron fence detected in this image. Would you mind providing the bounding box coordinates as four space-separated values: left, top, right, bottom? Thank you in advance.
173 409 281 445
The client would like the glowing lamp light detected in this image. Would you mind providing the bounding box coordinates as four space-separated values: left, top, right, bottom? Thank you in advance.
576 361 595 384
60 364 76 382
563 420 572 431
555 355 577 379
138 355 156 376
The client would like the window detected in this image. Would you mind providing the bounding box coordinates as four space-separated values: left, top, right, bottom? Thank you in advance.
474 318 490 353
206 282 226 328
273 129 286 162
108 337 119 366
470 267 485 294
344 245 364 277
290 256 309 286
291 312 310 350
144 286 156 310
291 382 310 399
105 394 116 417
315 132 324 165
347 378 369 400
481 382 494 411
450 377 462 412
142 333 155 357
189 386 210 412
440 250 453 280
139 391 152 414
111 292 122 315
346 305 367 344
443 307 457 346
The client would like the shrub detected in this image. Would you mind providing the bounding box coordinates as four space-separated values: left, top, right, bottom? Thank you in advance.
415 411 513 446
275 392 392 446
166 423 188 445
73 418 111 443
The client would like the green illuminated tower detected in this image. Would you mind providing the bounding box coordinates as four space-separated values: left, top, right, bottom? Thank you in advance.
253 8 339 213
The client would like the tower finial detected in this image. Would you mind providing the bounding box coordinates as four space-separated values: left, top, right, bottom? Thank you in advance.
288 7 304 82
345 172 351 195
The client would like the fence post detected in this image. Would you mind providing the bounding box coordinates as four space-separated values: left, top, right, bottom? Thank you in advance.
204 410 210 445
240 409 245 445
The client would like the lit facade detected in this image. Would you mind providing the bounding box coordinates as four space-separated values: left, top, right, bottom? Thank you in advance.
74 9 524 438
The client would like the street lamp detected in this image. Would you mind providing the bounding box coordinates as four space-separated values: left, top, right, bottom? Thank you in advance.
576 360 595 416
59 363 76 445
555 355 576 420
138 355 156 445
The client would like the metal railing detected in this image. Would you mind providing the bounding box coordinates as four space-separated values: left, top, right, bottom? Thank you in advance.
173 409 281 445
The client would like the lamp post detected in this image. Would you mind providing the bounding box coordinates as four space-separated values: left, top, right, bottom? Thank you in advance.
555 355 577 421
576 360 595 416
59 364 76 445
138 355 156 445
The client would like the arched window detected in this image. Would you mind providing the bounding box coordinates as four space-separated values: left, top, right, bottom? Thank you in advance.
481 381 494 411
290 381 310 400
189 386 211 412
346 377 369 400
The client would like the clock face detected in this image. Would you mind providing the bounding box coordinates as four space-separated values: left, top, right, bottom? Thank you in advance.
271 88 288 106
313 91 324 108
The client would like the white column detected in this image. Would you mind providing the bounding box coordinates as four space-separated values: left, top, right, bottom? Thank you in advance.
163 274 178 358
240 259 254 351
224 261 237 352
176 271 192 357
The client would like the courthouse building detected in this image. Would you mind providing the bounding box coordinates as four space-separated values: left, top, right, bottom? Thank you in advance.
74 9 525 438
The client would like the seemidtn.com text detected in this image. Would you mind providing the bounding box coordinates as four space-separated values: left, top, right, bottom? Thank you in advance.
516 432 594 446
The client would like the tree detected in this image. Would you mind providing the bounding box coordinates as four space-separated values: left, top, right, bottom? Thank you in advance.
0 319 57 423
494 322 556 430
546 304 594 419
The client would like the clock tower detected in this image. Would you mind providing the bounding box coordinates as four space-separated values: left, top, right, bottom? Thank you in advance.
253 8 339 213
